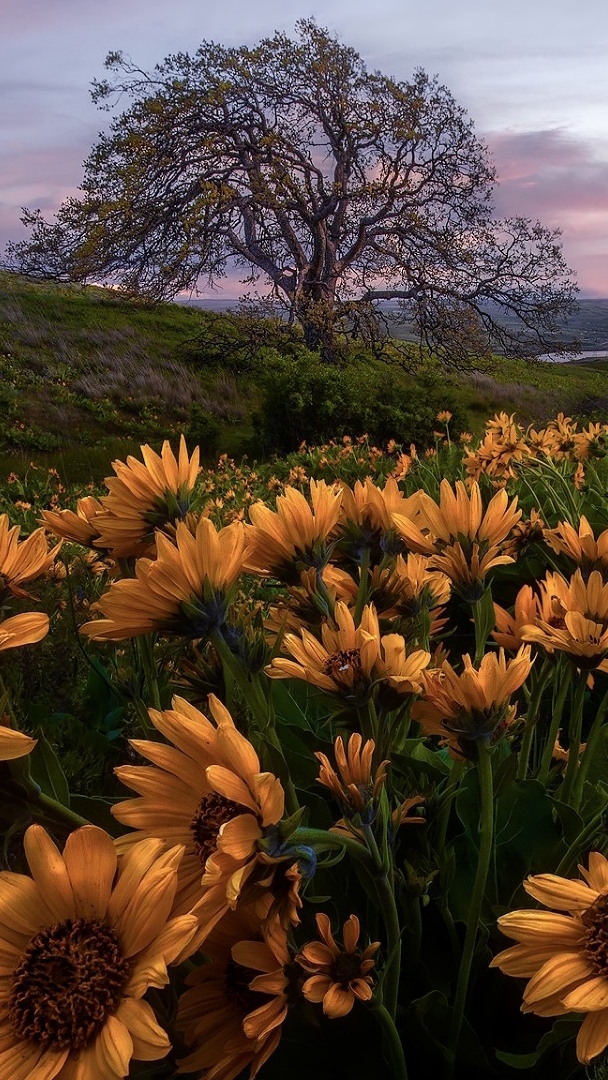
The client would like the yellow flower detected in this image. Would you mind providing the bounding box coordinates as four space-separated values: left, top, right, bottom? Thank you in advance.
491 851 608 1065
80 517 246 641
298 913 380 1017
492 583 555 652
543 516 608 580
412 645 533 759
0 824 197 1080
393 480 520 601
0 722 36 760
177 906 289 1080
520 569 608 669
40 496 105 549
315 733 388 816
112 694 284 947
244 479 343 583
0 515 59 600
92 435 200 559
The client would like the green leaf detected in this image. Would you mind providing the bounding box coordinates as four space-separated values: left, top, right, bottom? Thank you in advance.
495 1018 580 1068
29 732 71 807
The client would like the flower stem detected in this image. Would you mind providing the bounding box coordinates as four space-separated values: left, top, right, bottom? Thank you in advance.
559 673 587 806
571 688 608 810
537 660 572 786
372 1002 409 1080
554 797 608 878
445 742 494 1079
516 658 553 780
34 790 90 829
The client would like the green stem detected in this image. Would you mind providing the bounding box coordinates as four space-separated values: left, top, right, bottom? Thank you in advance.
354 547 371 625
374 869 402 1021
554 798 608 878
372 1002 409 1080
292 826 375 871
516 659 553 780
571 687 608 811
137 633 162 713
537 660 572 787
445 743 494 1079
35 790 90 828
559 673 587 806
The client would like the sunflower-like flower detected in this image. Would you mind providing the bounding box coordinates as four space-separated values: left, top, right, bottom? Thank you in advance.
0 515 59 601
543 516 608 581
177 906 293 1080
91 435 200 559
297 913 380 1017
0 721 36 760
0 824 197 1080
337 477 424 562
40 496 106 549
111 694 284 938
520 569 608 670
266 601 430 706
244 479 343 583
393 480 520 601
80 517 247 641
316 733 388 820
492 582 557 652
411 645 533 759
490 851 608 1065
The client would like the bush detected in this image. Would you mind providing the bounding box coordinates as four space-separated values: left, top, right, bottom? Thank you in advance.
251 350 464 454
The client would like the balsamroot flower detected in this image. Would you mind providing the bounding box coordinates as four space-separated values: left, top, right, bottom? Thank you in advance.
412 645 533 759
0 722 36 760
316 733 388 818
92 435 200 559
111 694 284 936
0 824 197 1080
393 479 521 601
491 851 608 1065
298 913 380 1017
244 479 343 583
266 601 430 705
40 496 106 549
80 516 247 641
492 582 556 652
177 906 291 1080
0 514 59 600
520 569 608 670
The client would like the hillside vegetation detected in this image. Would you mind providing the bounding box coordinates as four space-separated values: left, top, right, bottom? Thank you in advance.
1 272 607 481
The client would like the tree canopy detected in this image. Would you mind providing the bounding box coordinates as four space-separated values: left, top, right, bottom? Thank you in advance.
4 21 578 363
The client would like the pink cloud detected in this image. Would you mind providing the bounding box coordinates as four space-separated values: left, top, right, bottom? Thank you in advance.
485 128 608 296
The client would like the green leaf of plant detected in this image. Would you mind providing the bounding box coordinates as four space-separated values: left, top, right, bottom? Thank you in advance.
29 732 71 807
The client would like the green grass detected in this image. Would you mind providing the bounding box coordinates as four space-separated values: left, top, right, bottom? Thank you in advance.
2 272 607 482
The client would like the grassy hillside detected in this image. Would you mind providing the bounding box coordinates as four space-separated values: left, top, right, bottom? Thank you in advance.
1 272 607 481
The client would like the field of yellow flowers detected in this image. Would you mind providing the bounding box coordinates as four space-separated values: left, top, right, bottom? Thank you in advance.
3 411 608 1080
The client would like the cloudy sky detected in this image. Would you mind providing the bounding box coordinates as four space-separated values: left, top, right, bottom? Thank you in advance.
2 0 607 296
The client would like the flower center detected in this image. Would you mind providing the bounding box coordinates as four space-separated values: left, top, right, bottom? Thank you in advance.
323 648 363 687
190 792 243 868
9 917 129 1050
332 951 363 986
224 957 263 1014
582 894 608 974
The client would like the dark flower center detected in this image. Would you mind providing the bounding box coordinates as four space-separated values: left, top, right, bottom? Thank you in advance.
582 894 608 974
9 918 129 1050
190 792 243 868
324 649 363 687
332 951 363 986
224 957 263 1014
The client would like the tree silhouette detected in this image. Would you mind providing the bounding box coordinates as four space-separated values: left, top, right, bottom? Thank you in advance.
4 21 577 364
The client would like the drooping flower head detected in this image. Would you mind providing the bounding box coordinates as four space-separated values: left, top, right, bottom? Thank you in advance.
491 851 608 1065
91 435 200 559
40 496 106 550
244 479 343 584
0 824 197 1080
411 645 533 759
80 516 247 642
297 913 380 1017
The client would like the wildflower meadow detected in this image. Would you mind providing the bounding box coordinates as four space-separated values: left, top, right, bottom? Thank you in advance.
4 411 608 1079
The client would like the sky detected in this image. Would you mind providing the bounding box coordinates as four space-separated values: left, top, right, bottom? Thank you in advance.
1 0 607 297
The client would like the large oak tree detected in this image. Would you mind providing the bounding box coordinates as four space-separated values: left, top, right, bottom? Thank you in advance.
4 21 578 363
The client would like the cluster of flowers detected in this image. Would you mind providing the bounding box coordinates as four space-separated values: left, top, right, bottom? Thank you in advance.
3 422 608 1077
